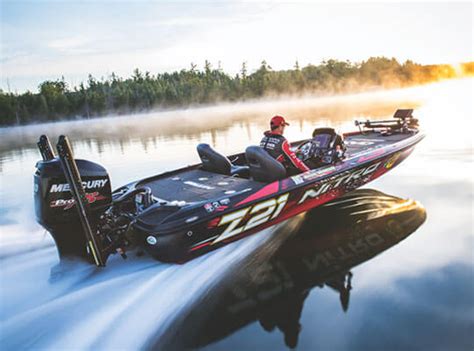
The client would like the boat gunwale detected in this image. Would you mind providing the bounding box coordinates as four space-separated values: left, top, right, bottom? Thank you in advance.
133 130 425 235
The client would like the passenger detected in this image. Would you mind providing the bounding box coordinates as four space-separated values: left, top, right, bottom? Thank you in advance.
260 115 310 174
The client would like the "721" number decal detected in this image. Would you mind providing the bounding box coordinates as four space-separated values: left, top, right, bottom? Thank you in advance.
212 193 289 244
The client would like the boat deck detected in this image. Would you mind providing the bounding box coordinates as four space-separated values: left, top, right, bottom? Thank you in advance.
137 169 263 203
138 131 416 203
343 131 413 156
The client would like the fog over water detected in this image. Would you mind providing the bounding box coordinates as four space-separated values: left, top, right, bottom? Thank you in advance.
0 78 472 350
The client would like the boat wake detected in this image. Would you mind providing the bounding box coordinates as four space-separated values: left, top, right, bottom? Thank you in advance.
0 217 302 349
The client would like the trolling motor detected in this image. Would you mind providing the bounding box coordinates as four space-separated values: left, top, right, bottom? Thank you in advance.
37 135 55 161
34 135 151 266
355 109 419 134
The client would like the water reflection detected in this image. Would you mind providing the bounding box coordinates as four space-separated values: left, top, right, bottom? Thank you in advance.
156 189 427 350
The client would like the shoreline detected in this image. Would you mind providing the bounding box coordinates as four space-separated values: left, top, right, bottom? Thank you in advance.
2 77 470 131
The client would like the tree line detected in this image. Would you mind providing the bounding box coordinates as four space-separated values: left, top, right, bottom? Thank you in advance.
1 57 472 126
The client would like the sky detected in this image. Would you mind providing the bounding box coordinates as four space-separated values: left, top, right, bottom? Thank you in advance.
0 0 472 93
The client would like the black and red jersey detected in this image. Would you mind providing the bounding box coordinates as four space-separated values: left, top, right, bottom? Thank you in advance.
260 131 310 173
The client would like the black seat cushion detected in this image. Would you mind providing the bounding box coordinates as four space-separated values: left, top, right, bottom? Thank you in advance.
245 146 286 182
197 143 250 177
197 143 232 175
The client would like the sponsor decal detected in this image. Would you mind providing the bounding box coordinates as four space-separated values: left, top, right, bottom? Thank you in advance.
220 198 230 205
291 175 305 185
298 162 381 204
212 193 289 244
260 137 280 150
357 148 385 162
204 203 214 213
204 199 230 213
50 198 75 210
49 179 108 193
50 192 107 210
292 166 336 185
184 181 215 190
346 139 382 146
384 152 401 169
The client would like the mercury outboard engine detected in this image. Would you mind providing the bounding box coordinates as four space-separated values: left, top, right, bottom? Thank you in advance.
34 135 112 263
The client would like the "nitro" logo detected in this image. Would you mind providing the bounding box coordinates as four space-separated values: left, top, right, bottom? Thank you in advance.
49 179 108 193
298 162 381 204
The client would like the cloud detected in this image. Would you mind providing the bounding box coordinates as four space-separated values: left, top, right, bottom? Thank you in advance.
47 36 91 54
1 2 472 92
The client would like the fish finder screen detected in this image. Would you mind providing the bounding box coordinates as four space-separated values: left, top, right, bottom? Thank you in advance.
313 134 332 148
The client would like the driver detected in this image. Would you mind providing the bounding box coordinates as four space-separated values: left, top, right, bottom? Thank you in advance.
260 115 310 174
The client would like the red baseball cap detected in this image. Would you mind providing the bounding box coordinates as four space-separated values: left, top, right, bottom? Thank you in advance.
270 115 290 127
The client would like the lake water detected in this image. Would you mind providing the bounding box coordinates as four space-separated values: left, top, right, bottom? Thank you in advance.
0 78 472 350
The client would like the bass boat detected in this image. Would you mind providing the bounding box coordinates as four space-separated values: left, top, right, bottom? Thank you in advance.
33 109 423 266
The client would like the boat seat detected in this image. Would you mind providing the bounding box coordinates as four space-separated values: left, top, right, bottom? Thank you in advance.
245 146 286 182
197 144 249 177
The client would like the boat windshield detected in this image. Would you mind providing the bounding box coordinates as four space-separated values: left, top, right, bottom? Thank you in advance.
312 133 332 148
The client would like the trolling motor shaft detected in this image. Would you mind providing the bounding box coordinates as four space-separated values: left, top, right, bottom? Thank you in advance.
37 135 55 161
56 135 106 267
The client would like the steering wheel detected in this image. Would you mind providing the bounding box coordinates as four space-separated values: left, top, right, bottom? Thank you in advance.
295 140 315 162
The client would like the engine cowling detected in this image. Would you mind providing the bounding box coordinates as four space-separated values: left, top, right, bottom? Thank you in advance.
34 158 112 260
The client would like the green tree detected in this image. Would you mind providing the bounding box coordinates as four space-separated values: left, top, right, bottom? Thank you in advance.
0 57 469 126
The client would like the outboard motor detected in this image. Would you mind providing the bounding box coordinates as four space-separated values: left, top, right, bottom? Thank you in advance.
34 136 112 262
